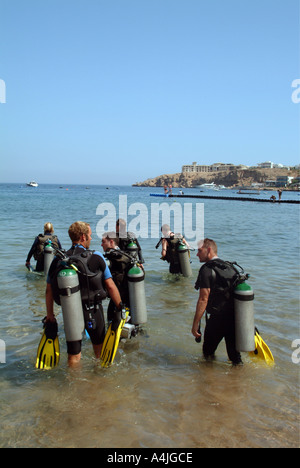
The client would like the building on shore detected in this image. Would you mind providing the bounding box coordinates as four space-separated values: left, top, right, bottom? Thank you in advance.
265 176 296 188
182 162 248 173
257 161 292 169
257 161 275 169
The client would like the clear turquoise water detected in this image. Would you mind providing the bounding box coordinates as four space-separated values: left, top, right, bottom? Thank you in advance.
0 183 299 448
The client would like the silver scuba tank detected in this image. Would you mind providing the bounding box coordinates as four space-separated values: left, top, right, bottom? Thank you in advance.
44 241 55 278
178 242 192 277
57 268 84 342
234 282 255 352
127 265 147 325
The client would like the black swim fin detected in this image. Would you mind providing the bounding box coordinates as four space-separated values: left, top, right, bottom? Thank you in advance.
35 319 60 370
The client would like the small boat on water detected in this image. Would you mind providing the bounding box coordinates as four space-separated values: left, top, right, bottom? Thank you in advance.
197 183 227 190
197 182 217 189
27 181 38 187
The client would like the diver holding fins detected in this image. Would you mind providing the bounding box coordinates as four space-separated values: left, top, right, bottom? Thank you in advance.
36 225 273 370
37 221 124 369
101 231 147 340
101 232 131 318
192 238 274 366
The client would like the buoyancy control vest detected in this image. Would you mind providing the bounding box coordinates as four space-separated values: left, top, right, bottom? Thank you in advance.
195 259 247 316
104 249 133 288
34 234 59 261
118 233 145 263
49 246 107 306
164 233 184 272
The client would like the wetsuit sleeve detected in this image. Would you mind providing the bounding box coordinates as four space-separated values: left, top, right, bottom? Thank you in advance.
195 265 214 290
136 239 145 264
93 251 112 280
26 237 39 262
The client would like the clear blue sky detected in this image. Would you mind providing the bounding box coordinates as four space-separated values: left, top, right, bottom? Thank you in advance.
1 0 299 185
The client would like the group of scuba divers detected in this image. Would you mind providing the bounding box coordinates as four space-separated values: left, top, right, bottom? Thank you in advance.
27 220 274 370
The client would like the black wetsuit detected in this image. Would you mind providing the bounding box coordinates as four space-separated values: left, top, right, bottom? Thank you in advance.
26 232 62 271
48 245 110 355
195 258 242 364
105 248 133 321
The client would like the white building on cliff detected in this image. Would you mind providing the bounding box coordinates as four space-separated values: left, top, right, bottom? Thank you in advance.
182 162 248 173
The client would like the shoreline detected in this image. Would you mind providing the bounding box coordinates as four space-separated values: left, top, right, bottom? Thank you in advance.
135 184 299 192
133 167 300 190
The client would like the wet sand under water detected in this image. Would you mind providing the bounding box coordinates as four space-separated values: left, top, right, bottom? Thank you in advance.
0 185 299 448
1 324 299 448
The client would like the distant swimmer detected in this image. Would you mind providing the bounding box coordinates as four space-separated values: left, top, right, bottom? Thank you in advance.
26 222 61 272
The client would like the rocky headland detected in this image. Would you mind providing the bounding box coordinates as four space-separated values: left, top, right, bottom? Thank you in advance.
133 167 299 189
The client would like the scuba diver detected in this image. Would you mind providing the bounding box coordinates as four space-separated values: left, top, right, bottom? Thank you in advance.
26 222 61 272
191 238 274 366
44 221 122 368
191 238 243 365
101 231 132 321
116 218 145 264
156 224 192 276
101 231 147 339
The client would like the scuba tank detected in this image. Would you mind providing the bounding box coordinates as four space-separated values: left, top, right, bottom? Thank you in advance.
234 281 255 352
126 239 139 261
178 242 192 278
57 268 84 342
44 240 55 278
127 264 147 325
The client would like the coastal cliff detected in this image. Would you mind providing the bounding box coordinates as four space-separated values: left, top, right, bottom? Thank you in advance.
133 167 299 188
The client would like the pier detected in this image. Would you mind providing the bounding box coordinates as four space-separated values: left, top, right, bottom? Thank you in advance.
167 194 300 204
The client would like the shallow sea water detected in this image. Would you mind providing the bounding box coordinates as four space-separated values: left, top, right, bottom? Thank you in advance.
0 184 299 448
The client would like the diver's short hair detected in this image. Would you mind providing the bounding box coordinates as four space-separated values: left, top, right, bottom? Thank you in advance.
68 221 90 243
201 238 218 254
44 222 54 234
102 231 119 246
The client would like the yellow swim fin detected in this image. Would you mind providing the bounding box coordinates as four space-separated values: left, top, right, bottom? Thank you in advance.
100 308 129 368
35 319 60 370
249 327 274 366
